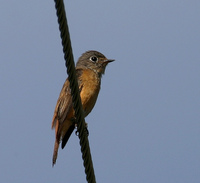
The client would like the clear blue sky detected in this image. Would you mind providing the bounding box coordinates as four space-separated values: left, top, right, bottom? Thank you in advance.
1 1 199 182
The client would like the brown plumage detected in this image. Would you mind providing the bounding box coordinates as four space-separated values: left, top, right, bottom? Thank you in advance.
51 50 114 166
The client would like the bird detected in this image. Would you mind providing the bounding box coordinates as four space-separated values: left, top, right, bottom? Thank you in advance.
51 50 114 166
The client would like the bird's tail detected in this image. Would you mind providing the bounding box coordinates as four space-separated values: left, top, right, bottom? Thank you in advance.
52 139 59 166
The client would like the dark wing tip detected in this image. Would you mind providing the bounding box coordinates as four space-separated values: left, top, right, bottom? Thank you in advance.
61 124 75 149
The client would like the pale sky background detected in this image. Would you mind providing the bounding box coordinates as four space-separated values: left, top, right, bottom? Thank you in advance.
1 1 200 183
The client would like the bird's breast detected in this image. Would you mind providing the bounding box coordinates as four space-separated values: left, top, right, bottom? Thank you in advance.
79 69 101 117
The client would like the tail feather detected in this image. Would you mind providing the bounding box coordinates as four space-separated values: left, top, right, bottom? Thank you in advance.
52 118 74 166
52 139 59 166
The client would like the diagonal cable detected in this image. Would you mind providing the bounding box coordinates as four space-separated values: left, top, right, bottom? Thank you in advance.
54 0 96 183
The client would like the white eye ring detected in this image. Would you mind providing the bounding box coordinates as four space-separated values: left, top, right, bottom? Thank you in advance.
90 56 98 62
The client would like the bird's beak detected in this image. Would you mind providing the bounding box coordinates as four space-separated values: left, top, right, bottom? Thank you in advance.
104 59 115 64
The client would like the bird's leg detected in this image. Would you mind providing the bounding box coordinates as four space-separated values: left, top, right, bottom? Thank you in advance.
74 118 89 137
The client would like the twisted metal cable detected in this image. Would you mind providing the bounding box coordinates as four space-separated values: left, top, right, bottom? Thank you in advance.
54 1 96 183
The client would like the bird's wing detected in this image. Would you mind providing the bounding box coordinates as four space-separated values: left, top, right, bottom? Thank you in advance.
51 78 73 130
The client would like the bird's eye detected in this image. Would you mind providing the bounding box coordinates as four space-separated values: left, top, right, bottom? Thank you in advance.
90 56 98 62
